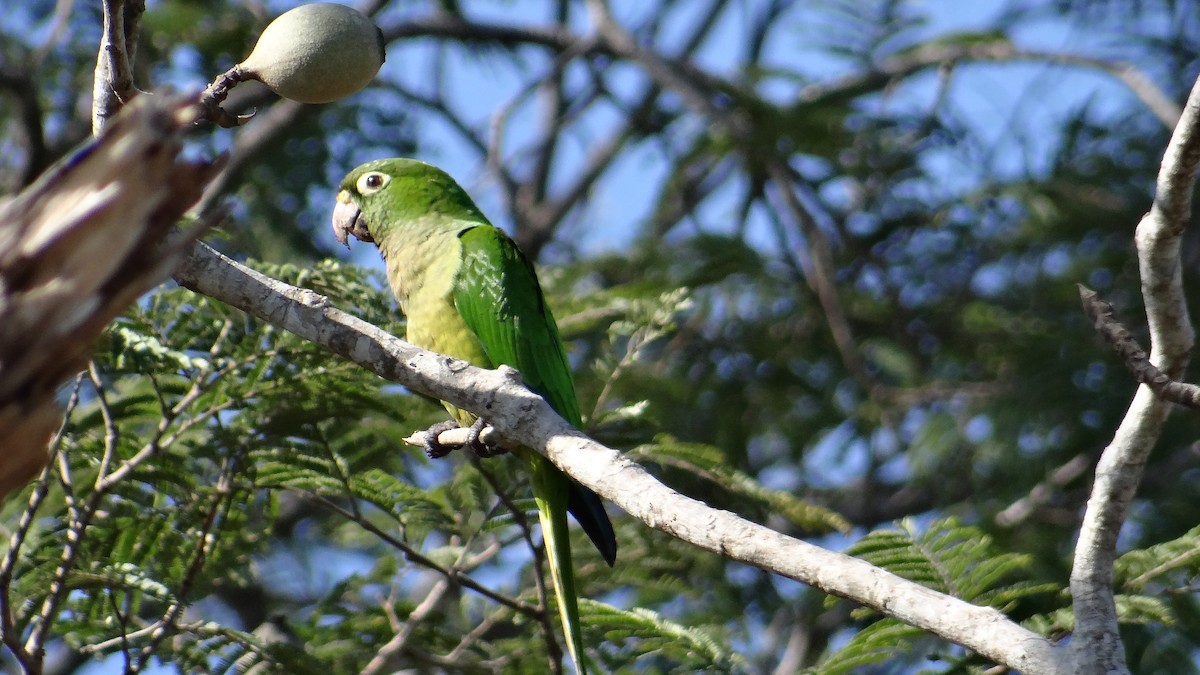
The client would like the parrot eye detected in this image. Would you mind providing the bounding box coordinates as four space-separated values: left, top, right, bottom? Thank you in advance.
357 172 390 194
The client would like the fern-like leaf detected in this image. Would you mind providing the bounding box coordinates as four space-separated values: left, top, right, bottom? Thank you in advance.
817 517 1053 671
1116 524 1200 592
582 598 747 673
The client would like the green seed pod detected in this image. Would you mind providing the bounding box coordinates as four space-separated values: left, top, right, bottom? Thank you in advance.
239 3 386 104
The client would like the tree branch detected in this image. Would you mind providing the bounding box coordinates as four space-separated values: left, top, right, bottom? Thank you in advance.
91 0 142 135
171 241 1068 674
795 41 1180 129
384 14 582 53
766 161 874 391
1079 284 1200 408
1069 73 1200 674
0 95 222 503
359 578 450 675
387 12 1180 142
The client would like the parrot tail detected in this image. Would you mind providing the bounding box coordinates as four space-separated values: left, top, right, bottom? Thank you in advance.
529 455 589 674
567 481 617 566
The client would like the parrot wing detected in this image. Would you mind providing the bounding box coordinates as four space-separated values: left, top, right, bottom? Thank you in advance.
452 225 617 564
453 225 580 425
452 224 616 673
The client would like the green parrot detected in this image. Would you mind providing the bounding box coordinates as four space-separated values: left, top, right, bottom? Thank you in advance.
331 158 616 673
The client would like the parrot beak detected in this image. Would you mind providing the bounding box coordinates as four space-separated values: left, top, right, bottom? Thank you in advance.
332 190 374 248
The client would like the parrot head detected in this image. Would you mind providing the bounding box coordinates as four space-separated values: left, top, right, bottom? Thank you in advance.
332 158 486 249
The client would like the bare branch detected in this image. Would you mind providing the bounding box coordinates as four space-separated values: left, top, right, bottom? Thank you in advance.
0 376 82 672
384 14 582 53
766 162 874 390
388 12 1179 144
91 0 143 135
467 456 564 672
797 41 1180 129
1069 72 1200 674
311 493 539 617
133 460 235 669
524 0 572 208
1079 284 1200 408
359 579 451 675
583 0 730 125
995 453 1094 528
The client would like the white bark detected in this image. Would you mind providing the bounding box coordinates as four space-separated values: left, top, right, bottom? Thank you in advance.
1069 74 1200 673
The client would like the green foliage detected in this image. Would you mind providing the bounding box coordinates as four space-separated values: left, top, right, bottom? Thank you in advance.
807 620 927 675
3 261 410 663
1116 524 1200 592
0 258 749 672
583 599 747 673
1021 525 1200 639
841 518 1051 605
817 518 1058 671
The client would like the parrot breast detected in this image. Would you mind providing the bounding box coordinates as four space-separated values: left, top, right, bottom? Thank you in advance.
386 224 492 426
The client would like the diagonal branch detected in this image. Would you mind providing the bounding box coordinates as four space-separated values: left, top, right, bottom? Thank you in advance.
1079 284 1200 409
171 241 1068 674
766 161 873 391
797 42 1180 129
0 95 222 503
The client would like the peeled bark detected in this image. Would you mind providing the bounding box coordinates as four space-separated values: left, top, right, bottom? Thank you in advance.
0 95 222 499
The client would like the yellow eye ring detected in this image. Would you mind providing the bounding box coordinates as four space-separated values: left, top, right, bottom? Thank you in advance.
357 171 390 194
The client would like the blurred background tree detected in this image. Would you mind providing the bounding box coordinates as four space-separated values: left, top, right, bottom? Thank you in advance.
2 0 1199 672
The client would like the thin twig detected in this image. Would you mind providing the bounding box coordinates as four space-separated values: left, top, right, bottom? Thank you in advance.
446 605 513 661
797 42 1180 130
469 456 563 672
1079 284 1200 409
89 361 121 489
24 472 99 664
359 578 450 675
108 587 134 670
134 459 236 669
525 0 572 207
79 620 171 655
766 162 873 390
308 493 540 617
0 374 84 671
995 453 1094 528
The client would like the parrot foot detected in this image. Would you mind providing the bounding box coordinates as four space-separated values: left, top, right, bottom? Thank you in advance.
465 417 507 458
421 419 508 459
422 420 461 459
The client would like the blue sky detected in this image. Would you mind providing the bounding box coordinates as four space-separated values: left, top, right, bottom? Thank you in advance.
355 0 1144 261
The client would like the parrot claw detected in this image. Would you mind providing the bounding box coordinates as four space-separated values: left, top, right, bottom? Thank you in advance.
465 418 507 458
422 420 461 459
421 419 507 458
